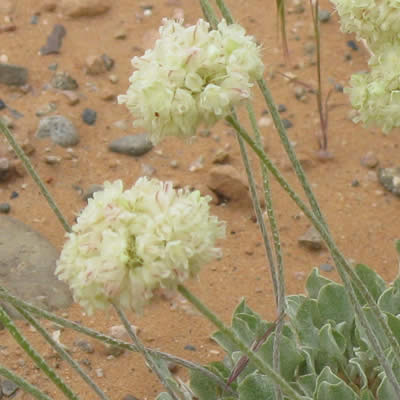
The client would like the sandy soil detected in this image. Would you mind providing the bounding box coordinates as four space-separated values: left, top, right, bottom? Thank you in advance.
0 0 399 398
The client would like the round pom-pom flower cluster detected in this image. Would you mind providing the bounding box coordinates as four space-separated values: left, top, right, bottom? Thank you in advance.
56 178 226 315
330 0 400 132
118 18 264 144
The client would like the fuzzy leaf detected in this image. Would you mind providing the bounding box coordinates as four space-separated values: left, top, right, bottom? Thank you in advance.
297 373 317 397
319 323 347 363
238 372 276 400
316 366 341 386
306 268 333 299
318 283 354 325
386 312 400 344
354 264 386 303
294 298 322 349
377 376 397 400
155 393 174 400
378 287 400 316
232 313 260 346
316 380 358 400
360 389 375 400
348 358 369 390
286 294 307 320
212 330 238 355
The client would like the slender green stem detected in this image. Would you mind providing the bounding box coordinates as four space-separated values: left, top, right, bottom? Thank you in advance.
226 115 400 397
0 119 71 233
199 0 219 28
11 299 109 400
0 287 234 395
177 285 303 400
0 305 80 400
0 365 53 400
112 303 180 400
215 0 234 23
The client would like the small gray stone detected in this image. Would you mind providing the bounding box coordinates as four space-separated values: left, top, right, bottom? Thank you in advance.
0 216 73 319
36 115 79 147
318 9 331 22
82 184 104 201
0 157 14 182
298 226 324 250
82 108 97 125
0 203 10 213
50 71 78 90
184 344 196 351
101 54 114 71
378 167 400 197
1 379 18 396
282 119 293 129
360 151 379 169
40 24 66 55
319 263 334 272
278 104 287 113
0 63 28 86
75 339 94 354
108 134 153 157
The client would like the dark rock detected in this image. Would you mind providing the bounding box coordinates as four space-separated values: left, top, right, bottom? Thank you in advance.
0 216 73 319
0 158 14 182
184 344 196 351
278 104 287 113
282 119 293 129
318 9 331 22
351 179 360 187
378 167 400 197
1 379 18 396
82 108 97 125
347 40 359 51
40 24 66 55
298 226 324 250
108 134 153 157
0 64 28 86
30 14 39 24
335 83 344 92
0 99 5 110
36 115 79 147
319 263 334 272
101 54 114 71
0 203 10 214
75 339 94 354
50 71 78 90
10 191 18 199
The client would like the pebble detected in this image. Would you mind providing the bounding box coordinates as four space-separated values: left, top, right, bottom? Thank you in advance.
10 191 18 199
351 179 360 187
170 160 179 168
141 163 156 177
95 368 104 378
298 226 324 250
347 40 359 51
294 86 307 100
113 120 129 130
189 156 204 172
40 24 66 55
101 53 114 70
35 102 57 117
258 116 272 128
282 119 293 129
335 83 344 92
36 115 80 147
0 203 10 213
51 71 78 90
318 9 331 22
61 90 80 105
0 99 5 110
44 155 61 164
82 108 97 125
360 151 379 169
114 28 127 39
319 263 334 272
278 104 287 113
108 134 153 157
60 0 111 17
378 167 400 197
82 184 104 201
0 157 14 182
212 149 229 164
75 339 94 354
184 344 196 351
30 14 39 24
0 63 28 86
85 55 107 75
1 379 19 396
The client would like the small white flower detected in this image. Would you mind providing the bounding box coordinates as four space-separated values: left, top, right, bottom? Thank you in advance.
56 179 226 315
118 18 263 144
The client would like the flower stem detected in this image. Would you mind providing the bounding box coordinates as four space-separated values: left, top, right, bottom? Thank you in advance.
11 300 109 400
0 365 53 400
199 0 218 28
0 305 80 400
177 285 303 400
0 119 71 233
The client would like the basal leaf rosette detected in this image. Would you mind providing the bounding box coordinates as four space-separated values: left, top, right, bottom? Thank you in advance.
118 18 264 144
56 178 226 315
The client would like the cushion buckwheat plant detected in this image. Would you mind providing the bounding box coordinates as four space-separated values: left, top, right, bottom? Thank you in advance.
56 178 225 315
118 18 264 144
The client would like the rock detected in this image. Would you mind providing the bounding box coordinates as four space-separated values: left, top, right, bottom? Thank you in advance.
101 324 139 357
0 203 10 213
258 116 272 128
294 86 307 100
347 40 359 51
378 167 400 197
35 102 57 117
51 71 78 90
141 163 156 177
0 216 73 320
61 90 80 105
114 28 127 40
318 9 331 22
0 63 28 86
40 24 66 55
184 344 196 351
75 339 94 353
212 149 229 164
282 118 293 129
44 155 62 164
41 0 57 12
360 151 379 169
278 104 287 113
82 184 103 201
298 226 324 250
108 134 153 157
0 157 14 182
60 0 111 17
1 379 18 396
36 115 79 147
82 108 97 125
207 165 252 207
319 263 334 272
101 54 114 70
0 99 6 110
85 55 107 75
281 152 314 171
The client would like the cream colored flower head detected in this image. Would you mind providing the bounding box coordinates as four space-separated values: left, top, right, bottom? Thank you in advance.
56 178 226 315
118 18 263 144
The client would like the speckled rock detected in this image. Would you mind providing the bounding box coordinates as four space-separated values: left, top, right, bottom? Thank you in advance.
36 115 79 147
108 134 153 157
378 167 400 197
0 63 28 86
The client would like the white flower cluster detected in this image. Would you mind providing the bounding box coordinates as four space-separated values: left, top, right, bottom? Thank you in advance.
56 178 225 315
118 18 264 143
331 0 400 132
